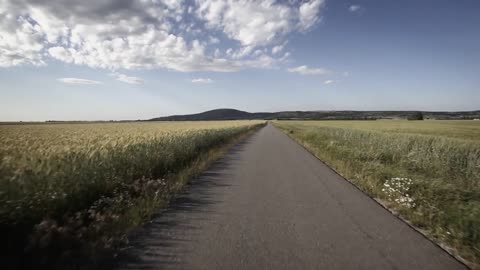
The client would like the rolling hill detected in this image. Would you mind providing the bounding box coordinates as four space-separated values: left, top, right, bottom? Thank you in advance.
149 109 274 121
149 109 480 121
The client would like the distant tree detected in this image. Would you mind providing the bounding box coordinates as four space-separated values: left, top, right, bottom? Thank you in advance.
408 112 424 121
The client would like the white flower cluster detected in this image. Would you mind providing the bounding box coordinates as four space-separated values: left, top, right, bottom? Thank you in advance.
382 177 416 208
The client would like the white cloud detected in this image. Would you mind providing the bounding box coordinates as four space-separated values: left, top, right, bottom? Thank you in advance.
299 0 325 31
209 36 220 44
272 44 284 55
349 5 361 12
0 8 45 67
324 80 334 85
192 78 213 83
57 78 102 85
288 65 331 75
197 0 291 47
48 47 74 63
0 0 326 71
111 73 144 85
196 0 325 47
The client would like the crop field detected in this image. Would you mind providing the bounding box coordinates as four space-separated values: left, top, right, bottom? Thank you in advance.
275 120 480 141
0 120 264 267
275 120 480 265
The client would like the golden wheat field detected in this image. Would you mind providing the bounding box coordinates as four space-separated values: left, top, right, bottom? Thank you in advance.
0 120 264 262
0 120 263 219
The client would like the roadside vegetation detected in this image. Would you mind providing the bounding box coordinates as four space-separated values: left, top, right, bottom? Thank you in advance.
0 121 264 269
275 120 480 267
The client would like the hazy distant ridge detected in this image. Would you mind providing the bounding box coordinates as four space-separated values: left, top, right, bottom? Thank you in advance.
150 108 480 121
150 109 274 121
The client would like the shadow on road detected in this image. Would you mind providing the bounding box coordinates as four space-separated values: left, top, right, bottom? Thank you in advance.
114 133 258 269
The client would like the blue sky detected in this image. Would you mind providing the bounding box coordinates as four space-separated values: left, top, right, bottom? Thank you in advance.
0 0 479 121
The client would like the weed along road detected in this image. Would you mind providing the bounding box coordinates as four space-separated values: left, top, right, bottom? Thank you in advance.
116 123 466 270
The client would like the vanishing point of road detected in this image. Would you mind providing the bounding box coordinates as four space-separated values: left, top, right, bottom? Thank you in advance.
116 123 466 270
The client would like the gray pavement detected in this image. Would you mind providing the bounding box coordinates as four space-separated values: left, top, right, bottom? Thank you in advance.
116 123 466 270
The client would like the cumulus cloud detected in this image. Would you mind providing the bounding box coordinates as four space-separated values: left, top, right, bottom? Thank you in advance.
349 5 361 12
288 65 331 75
111 73 144 85
197 0 324 46
0 0 326 71
272 44 285 55
299 0 325 31
0 9 45 67
197 0 289 47
48 47 74 63
57 78 102 85
192 78 213 83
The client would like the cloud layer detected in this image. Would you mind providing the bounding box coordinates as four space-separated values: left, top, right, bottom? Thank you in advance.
111 73 144 85
323 79 334 85
57 78 102 85
0 0 326 72
192 78 213 83
288 65 330 75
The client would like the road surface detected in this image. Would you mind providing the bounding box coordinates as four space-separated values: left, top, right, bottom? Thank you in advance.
116 123 466 270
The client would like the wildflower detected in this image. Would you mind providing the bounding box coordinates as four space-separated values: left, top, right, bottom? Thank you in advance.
383 177 416 208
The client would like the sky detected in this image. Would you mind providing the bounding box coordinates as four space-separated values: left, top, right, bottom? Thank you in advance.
0 0 479 121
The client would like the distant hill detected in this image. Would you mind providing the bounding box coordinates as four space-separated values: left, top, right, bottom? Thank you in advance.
149 109 274 121
149 109 480 121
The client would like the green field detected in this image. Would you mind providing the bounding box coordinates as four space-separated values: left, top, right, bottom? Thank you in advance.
274 120 480 266
276 120 480 141
0 120 264 267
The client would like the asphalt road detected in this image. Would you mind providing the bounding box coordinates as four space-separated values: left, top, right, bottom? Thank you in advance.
116 123 466 270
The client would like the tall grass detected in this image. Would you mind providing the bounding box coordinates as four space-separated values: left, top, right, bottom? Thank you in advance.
275 121 480 266
0 121 264 269
279 120 480 141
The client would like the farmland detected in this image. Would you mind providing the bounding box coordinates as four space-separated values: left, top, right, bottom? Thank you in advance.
0 120 264 268
274 120 480 266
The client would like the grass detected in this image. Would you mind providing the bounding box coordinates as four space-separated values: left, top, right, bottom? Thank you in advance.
274 120 480 268
276 120 480 141
0 120 264 269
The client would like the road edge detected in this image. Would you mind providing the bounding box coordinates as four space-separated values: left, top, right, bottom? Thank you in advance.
112 123 267 268
271 122 472 270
